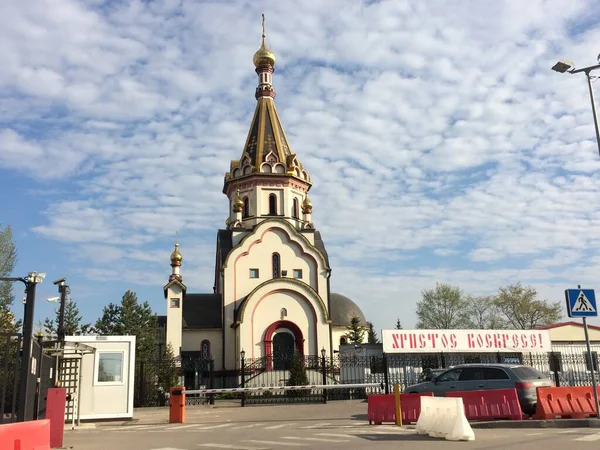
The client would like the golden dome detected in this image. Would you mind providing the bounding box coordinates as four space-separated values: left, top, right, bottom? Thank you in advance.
170 243 182 266
233 189 244 212
253 14 276 68
302 195 313 213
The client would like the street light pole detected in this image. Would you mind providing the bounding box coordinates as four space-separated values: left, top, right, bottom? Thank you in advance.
552 58 600 157
55 279 69 344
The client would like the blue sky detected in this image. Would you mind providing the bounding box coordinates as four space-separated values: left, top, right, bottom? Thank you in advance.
2 0 600 333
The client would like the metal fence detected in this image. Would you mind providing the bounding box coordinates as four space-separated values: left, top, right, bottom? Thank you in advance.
133 347 600 408
0 333 21 423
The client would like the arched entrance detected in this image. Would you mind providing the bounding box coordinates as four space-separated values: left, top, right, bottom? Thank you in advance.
264 320 304 370
273 332 295 370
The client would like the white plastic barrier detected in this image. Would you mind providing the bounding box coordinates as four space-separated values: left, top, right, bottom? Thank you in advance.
415 396 475 441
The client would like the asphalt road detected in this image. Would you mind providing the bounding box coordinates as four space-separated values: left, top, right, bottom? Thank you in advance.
62 401 600 450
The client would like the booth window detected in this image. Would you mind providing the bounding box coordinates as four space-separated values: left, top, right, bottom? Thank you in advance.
96 352 124 384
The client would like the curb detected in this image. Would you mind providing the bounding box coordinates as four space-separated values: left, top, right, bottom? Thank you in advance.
471 419 600 429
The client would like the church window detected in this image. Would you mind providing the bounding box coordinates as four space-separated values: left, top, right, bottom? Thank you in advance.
293 269 303 279
243 197 250 218
292 198 299 218
280 308 287 319
170 298 180 308
201 340 211 359
249 268 259 278
269 194 277 215
340 337 347 345
272 253 281 278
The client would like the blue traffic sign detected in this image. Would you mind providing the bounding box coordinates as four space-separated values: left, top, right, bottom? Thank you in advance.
565 289 598 318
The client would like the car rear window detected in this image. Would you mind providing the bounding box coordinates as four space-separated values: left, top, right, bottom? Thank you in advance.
511 366 546 379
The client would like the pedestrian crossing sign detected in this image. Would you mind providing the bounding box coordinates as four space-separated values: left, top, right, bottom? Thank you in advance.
566 289 598 318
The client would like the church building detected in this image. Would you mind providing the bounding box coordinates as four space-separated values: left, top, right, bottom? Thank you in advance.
160 18 367 375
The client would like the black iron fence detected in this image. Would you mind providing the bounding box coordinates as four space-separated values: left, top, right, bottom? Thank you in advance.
0 333 21 423
133 347 600 408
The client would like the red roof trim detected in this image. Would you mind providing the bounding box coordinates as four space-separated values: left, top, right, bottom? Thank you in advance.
536 321 600 332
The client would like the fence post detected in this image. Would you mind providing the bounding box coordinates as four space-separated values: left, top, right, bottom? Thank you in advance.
240 351 246 407
209 358 215 405
321 350 327 404
383 353 390 394
138 361 145 407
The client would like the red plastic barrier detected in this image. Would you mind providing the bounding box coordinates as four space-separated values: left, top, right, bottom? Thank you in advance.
535 386 600 419
0 419 50 450
46 388 67 448
367 392 433 425
448 389 523 421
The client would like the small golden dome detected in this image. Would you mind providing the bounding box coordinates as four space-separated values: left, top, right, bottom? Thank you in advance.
253 14 276 68
170 243 182 266
233 189 244 212
253 42 276 68
302 195 313 213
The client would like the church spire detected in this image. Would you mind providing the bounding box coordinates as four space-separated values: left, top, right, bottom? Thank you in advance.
223 14 311 192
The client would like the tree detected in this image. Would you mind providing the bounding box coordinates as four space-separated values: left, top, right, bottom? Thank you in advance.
416 283 470 329
0 224 18 333
95 290 158 361
286 351 309 397
493 283 562 329
44 299 92 339
395 318 403 330
466 295 506 329
367 321 379 344
345 316 366 344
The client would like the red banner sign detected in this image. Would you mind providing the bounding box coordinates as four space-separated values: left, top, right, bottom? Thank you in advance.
381 329 552 353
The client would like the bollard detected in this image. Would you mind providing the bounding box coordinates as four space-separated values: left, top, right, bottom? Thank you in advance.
393 383 402 426
169 387 186 423
46 387 67 448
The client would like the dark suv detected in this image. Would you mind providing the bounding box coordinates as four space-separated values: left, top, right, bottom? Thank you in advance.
405 363 553 414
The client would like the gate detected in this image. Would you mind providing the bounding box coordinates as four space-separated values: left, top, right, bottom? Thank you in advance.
0 333 21 423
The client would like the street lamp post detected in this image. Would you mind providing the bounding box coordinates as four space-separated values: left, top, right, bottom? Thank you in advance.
0 272 45 421
321 348 327 404
552 56 600 157
240 349 246 407
52 277 69 344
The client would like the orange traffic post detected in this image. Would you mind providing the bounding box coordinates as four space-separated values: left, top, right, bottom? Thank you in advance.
169 387 186 423
394 383 402 426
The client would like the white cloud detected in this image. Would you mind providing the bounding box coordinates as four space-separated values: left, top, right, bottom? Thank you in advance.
3 0 600 330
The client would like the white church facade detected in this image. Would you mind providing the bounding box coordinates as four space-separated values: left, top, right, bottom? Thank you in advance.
160 20 367 376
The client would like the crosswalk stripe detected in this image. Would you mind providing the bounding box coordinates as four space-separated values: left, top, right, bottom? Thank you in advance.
559 430 580 434
231 424 261 430
195 424 232 430
315 433 358 439
283 437 350 443
244 440 304 447
575 433 600 442
170 424 201 430
264 423 290 429
301 423 332 429
199 444 268 450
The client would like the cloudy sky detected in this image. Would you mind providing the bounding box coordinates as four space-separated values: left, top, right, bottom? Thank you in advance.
2 0 600 334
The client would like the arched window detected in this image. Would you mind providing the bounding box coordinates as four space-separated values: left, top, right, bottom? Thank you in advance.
292 198 299 218
269 194 277 215
280 308 287 319
272 253 281 278
243 197 249 218
340 337 347 345
201 340 211 359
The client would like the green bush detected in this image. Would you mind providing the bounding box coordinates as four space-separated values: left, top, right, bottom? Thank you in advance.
286 352 310 398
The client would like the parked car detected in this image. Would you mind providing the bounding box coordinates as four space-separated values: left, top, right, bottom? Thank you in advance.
418 368 447 383
405 363 553 414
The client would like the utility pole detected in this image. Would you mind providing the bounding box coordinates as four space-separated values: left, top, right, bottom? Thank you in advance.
52 277 69 344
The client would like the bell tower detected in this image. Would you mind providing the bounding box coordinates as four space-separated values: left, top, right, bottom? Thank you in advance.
223 15 314 237
163 242 186 357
